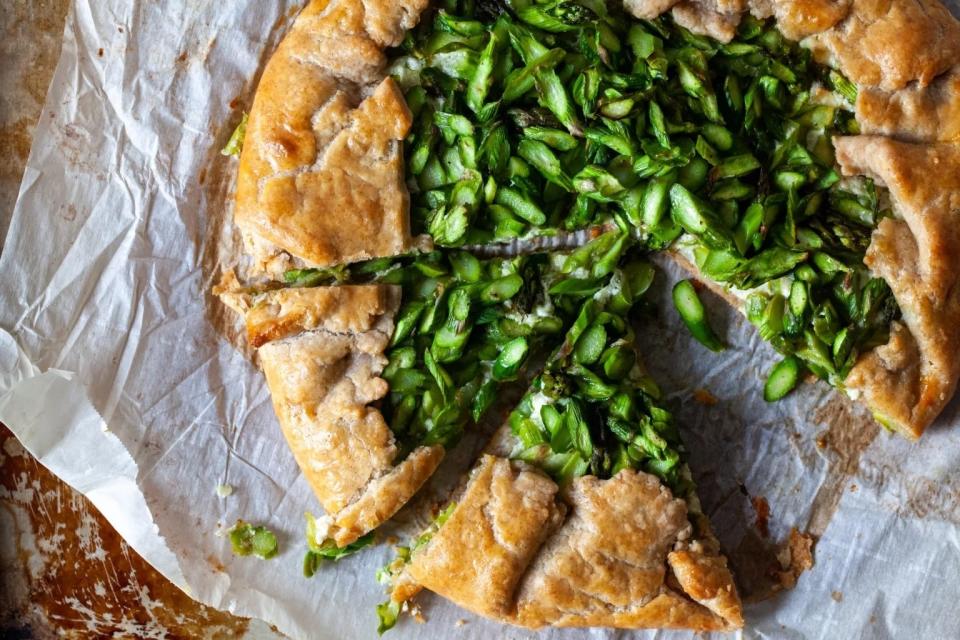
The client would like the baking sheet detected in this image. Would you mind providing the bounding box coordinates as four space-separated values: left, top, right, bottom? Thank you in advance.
1 1 959 638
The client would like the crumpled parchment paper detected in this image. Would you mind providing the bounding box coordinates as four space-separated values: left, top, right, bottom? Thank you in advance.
1 2 959 639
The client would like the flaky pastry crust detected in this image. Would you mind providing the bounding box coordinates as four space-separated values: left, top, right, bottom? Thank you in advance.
223 283 442 545
402 454 743 631
857 67 960 143
804 0 960 91
626 0 747 41
243 285 397 347
406 456 566 619
748 0 851 40
234 0 432 277
834 137 960 438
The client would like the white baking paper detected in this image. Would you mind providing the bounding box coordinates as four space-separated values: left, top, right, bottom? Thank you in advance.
2 2 960 639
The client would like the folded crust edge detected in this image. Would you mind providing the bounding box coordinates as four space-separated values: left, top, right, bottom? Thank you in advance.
399 454 744 631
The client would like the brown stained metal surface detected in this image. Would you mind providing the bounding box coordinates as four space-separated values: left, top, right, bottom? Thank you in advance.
0 2 272 637
0 426 259 637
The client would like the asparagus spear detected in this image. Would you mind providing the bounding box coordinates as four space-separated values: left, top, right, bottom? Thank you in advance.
672 279 725 352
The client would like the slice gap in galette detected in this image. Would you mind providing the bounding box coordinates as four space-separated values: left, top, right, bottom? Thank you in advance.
379 276 742 632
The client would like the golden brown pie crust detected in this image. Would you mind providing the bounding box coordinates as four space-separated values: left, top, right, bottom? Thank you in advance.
856 66 960 143
834 137 960 438
804 0 960 91
405 456 566 620
234 0 432 278
222 283 443 546
401 455 743 631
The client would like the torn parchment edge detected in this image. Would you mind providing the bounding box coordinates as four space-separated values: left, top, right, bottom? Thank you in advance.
0 327 190 593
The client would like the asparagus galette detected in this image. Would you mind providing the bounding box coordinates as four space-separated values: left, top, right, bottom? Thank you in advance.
217 0 960 632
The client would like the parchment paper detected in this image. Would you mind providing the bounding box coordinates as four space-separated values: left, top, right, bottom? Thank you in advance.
2 2 959 639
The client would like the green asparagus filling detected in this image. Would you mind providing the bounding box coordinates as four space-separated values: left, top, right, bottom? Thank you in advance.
284 228 640 458
303 513 376 577
672 278 725 352
389 0 900 393
377 250 564 455
507 257 689 494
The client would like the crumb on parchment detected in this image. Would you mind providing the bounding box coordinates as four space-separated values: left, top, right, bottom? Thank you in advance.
692 388 718 406
409 602 425 624
775 528 815 590
752 496 771 538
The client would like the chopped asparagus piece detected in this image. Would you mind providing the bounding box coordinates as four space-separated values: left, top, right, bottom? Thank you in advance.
672 279 725 352
764 356 802 402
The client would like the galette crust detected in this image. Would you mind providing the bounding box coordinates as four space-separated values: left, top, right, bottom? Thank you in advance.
625 0 746 42
402 453 743 631
329 444 444 547
256 287 396 513
806 0 960 92
834 136 960 438
228 283 442 545
856 67 960 143
748 0 851 40
623 0 686 18
844 321 923 434
672 0 744 42
668 545 745 625
624 0 852 44
235 0 431 277
244 285 395 348
514 470 693 628
514 470 742 630
405 456 566 619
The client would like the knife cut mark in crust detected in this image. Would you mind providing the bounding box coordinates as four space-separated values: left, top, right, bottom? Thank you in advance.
230 284 443 546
